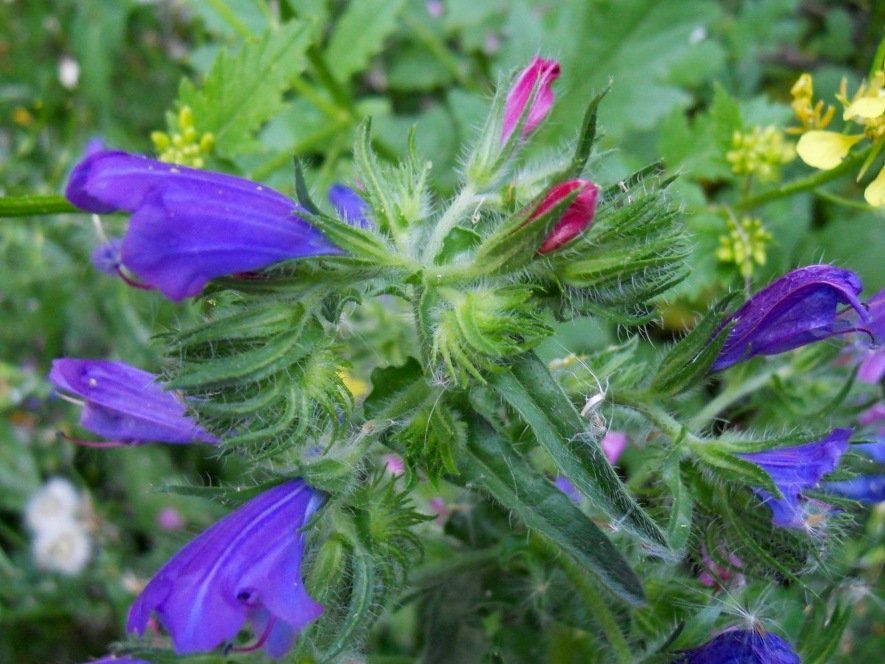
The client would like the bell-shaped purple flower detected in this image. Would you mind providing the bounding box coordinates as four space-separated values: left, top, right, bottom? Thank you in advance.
65 150 342 301
49 359 218 445
737 429 851 528
501 56 561 144
711 265 870 372
128 479 324 658
328 183 370 228
672 629 800 664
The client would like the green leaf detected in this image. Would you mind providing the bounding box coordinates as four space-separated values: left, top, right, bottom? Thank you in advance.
649 295 736 397
458 416 646 605
660 456 693 554
564 82 611 179
325 0 408 82
489 353 671 556
178 21 312 156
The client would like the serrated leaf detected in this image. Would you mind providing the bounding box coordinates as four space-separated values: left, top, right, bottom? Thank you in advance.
325 0 408 82
178 21 312 156
489 353 671 556
458 416 646 605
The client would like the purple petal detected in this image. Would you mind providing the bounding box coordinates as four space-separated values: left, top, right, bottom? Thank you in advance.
128 480 324 656
554 476 581 503
853 441 885 464
674 629 800 664
66 151 342 301
91 236 123 276
328 184 370 228
737 429 851 528
50 359 218 444
601 431 628 465
823 475 885 503
84 658 153 664
712 265 868 372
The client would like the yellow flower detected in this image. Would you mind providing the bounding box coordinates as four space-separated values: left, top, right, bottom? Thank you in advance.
151 106 215 169
788 73 834 134
793 68 885 207
796 131 864 169
716 215 773 279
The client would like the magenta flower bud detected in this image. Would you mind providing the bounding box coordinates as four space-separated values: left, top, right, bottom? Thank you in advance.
529 179 598 254
673 629 800 664
65 150 342 301
128 479 324 658
501 56 561 143
711 265 870 372
49 359 219 446
737 429 851 528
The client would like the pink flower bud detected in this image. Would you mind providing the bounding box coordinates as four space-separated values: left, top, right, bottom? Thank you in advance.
502 57 561 143
600 431 628 465
531 179 598 254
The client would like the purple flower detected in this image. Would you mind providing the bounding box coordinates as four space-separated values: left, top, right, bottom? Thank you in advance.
49 359 218 446
711 265 870 372
90 236 123 276
672 629 800 664
502 56 561 144
737 429 851 528
85 657 153 664
65 150 342 301
854 287 885 382
600 431 628 465
824 475 885 503
128 479 324 658
328 184 370 228
554 476 582 503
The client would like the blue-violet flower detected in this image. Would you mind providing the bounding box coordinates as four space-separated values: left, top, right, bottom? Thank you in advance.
737 428 851 528
50 359 218 445
66 150 342 301
672 629 800 664
328 183 371 228
711 265 870 372
128 479 324 658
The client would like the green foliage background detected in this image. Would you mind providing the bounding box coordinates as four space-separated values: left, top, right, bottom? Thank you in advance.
1 0 884 662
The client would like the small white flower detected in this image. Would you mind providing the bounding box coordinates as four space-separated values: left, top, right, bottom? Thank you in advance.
32 522 92 575
24 477 82 534
58 55 80 89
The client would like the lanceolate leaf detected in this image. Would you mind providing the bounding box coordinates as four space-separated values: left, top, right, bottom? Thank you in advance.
458 417 646 605
178 21 313 156
488 353 671 555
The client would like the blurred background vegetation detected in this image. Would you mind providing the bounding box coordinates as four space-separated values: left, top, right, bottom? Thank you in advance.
1 0 884 661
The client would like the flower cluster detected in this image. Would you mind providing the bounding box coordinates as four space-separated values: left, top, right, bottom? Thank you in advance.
726 125 795 182
150 106 215 169
715 215 773 279
24 477 92 576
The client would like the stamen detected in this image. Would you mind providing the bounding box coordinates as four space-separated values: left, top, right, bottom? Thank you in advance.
228 616 277 653
56 393 86 408
115 266 154 291
56 431 125 448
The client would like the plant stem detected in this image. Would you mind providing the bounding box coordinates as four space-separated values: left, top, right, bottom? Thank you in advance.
688 366 788 431
204 0 254 38
737 144 874 211
558 552 634 664
0 194 79 218
423 183 478 263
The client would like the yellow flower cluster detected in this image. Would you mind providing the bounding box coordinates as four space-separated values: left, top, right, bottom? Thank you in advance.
150 106 215 169
716 215 773 279
788 73 835 134
794 70 885 207
726 126 795 182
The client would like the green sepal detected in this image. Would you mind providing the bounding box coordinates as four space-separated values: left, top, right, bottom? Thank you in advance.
168 316 324 390
649 295 737 397
489 352 671 556
456 415 646 605
472 185 582 274
692 444 781 496
301 209 402 266
563 82 611 179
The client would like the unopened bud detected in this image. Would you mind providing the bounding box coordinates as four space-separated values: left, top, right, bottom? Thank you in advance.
531 179 598 253
502 56 560 144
